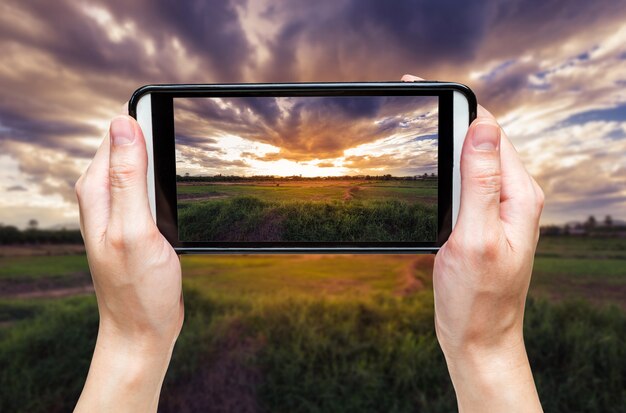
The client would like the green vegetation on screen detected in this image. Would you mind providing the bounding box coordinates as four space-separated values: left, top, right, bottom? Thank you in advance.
176 179 438 242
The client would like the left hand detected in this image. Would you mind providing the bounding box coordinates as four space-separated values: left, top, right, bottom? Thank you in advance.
74 114 183 412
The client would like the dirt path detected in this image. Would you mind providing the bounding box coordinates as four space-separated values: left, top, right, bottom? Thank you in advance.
178 193 229 202
0 271 94 299
343 186 361 201
536 277 626 310
10 285 94 299
395 255 434 296
0 244 85 257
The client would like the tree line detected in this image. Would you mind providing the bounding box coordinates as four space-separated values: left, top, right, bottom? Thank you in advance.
0 222 82 245
540 215 626 237
176 173 438 182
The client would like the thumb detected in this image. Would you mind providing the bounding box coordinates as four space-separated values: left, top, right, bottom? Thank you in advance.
107 115 152 237
456 118 502 234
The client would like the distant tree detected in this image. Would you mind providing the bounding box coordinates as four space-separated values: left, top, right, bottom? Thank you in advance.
430 172 435 177
28 219 38 230
584 215 597 232
563 224 571 235
604 215 613 227
185 172 190 177
0 225 21 243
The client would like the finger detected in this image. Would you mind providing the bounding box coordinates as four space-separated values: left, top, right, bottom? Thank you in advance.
455 117 502 237
76 133 111 244
499 133 544 244
401 74 424 82
76 104 132 243
107 115 153 243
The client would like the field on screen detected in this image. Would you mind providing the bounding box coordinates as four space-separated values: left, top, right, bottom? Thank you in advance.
176 177 437 242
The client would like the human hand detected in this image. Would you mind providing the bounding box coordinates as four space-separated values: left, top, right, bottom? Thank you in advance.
74 114 183 412
403 74 544 412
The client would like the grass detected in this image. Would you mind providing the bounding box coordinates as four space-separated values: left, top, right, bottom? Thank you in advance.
530 237 626 309
0 255 88 281
0 296 98 413
537 236 626 259
178 196 437 242
0 236 624 411
177 180 437 205
182 255 428 297
533 257 626 281
0 299 53 324
1 289 623 413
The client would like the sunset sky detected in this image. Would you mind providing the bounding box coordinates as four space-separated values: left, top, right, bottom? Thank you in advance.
174 96 438 178
0 0 625 228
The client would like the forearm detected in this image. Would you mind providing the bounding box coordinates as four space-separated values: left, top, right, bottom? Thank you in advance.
443 340 543 413
74 323 176 413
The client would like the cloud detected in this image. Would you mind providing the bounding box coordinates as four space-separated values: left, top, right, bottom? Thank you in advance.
561 102 626 126
6 185 27 192
174 95 438 162
257 0 492 81
176 145 249 170
344 154 407 170
0 0 625 226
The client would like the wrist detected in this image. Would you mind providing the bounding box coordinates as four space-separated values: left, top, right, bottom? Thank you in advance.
75 326 176 413
95 301 182 353
442 340 543 413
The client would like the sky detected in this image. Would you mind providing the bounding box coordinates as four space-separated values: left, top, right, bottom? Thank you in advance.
174 96 439 178
0 0 625 228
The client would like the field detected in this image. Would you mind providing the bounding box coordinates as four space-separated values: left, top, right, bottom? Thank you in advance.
0 237 624 412
177 179 438 242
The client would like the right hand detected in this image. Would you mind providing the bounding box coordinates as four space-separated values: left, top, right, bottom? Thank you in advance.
433 105 544 361
403 74 544 412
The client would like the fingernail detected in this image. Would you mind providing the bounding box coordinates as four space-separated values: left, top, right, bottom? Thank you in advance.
471 122 500 151
110 116 135 146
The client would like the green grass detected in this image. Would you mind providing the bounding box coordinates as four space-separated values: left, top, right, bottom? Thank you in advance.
3 288 622 413
181 255 426 297
533 257 626 281
529 239 626 306
177 180 437 205
0 255 88 281
0 296 97 413
178 196 437 242
525 298 625 412
537 236 626 259
0 236 624 411
0 299 53 324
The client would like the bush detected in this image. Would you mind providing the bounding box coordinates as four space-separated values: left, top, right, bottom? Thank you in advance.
0 297 97 413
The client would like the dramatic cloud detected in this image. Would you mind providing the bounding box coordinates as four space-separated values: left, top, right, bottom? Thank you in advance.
6 185 27 192
174 96 438 165
0 0 625 226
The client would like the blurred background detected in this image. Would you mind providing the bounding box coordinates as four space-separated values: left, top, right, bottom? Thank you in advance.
0 1 624 412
